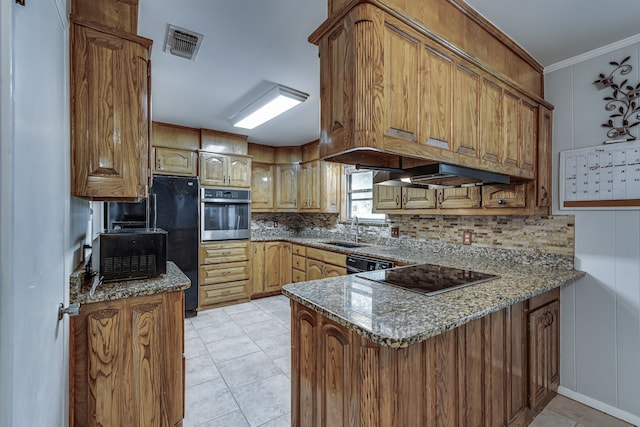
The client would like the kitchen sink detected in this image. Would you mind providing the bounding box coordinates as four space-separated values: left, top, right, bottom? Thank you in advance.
325 241 367 248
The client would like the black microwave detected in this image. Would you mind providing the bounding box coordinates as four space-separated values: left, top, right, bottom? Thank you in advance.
92 228 167 282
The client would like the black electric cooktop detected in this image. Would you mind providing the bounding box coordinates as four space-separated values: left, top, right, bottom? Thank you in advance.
356 263 498 296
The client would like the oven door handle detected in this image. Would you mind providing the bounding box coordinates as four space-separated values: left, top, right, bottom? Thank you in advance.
202 197 252 204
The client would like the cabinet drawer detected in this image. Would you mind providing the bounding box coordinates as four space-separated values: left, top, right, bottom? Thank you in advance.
200 262 249 285
529 287 560 310
292 244 306 256
199 281 249 306
201 241 250 264
292 269 306 283
306 247 346 267
292 255 306 271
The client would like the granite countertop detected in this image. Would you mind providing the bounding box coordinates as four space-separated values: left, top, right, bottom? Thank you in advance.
279 237 585 348
69 261 190 305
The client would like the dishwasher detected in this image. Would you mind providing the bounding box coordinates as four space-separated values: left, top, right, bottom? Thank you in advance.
346 254 394 274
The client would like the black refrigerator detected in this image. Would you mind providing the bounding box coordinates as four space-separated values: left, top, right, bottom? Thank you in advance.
150 176 199 315
105 175 200 315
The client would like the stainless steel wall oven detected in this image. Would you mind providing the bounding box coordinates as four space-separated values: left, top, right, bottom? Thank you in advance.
201 188 251 241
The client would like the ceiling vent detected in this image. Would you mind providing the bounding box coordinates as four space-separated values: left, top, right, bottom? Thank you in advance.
164 24 204 61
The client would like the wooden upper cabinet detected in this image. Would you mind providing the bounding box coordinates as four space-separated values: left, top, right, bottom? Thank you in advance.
502 90 521 168
227 155 252 187
373 185 401 211
200 152 251 188
536 107 553 212
383 23 420 143
299 161 320 209
482 184 526 209
72 0 138 33
251 163 274 211
520 99 538 174
480 79 503 164
312 4 549 182
420 45 452 148
275 164 299 210
153 147 197 176
438 187 481 209
152 122 199 150
402 187 437 209
70 19 152 201
452 63 480 157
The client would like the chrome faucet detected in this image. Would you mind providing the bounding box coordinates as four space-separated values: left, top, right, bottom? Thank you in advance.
351 216 359 243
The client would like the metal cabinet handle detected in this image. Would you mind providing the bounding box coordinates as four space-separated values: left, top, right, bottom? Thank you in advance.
498 199 505 205
395 195 400 206
541 186 548 200
402 194 407 205
437 191 443 205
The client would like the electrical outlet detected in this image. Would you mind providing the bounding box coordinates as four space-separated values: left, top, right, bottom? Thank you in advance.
463 231 472 245
273 221 278 228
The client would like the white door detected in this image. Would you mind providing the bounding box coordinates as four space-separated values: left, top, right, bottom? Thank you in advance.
0 0 85 425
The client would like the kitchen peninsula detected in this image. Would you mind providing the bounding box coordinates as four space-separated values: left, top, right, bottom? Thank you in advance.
282 244 584 427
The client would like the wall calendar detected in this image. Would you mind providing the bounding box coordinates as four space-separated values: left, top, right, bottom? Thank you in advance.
559 140 640 209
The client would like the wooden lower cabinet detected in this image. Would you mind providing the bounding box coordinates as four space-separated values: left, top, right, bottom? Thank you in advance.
305 247 347 280
199 240 251 309
251 241 292 297
291 292 557 427
70 291 184 427
528 289 560 417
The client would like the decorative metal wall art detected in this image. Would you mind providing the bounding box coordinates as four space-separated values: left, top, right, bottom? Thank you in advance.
593 56 640 143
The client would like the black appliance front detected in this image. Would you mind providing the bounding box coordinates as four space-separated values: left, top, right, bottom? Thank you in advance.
151 175 200 315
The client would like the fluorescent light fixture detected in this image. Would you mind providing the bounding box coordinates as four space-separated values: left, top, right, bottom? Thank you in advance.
229 85 309 129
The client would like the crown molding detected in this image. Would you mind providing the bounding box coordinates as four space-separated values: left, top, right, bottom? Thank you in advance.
545 33 640 74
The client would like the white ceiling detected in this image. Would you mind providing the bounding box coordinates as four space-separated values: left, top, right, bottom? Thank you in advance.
138 0 640 147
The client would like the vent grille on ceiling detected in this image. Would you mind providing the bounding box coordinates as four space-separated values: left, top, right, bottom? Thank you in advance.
164 24 204 61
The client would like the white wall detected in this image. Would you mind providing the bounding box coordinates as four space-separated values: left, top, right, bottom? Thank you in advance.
0 0 89 425
546 39 640 424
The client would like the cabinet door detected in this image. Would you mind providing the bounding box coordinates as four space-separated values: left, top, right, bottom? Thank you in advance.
506 302 527 425
71 292 184 426
537 107 553 211
420 44 452 148
264 242 281 292
306 259 325 281
280 243 293 286
227 155 252 188
520 99 537 174
502 90 520 168
251 242 265 294
322 162 341 213
199 152 226 187
528 300 559 412
153 147 197 176
251 163 274 211
438 187 481 209
402 187 437 209
324 264 346 277
299 161 321 209
275 164 299 210
373 185 401 210
479 79 503 164
383 22 419 143
452 63 480 157
71 23 150 200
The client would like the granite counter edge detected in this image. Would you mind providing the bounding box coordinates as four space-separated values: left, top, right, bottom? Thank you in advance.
69 261 190 305
282 270 586 348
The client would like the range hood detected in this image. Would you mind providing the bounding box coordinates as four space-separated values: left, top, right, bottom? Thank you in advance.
371 163 510 188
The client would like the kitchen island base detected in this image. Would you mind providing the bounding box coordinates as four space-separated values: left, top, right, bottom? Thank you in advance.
290 291 559 427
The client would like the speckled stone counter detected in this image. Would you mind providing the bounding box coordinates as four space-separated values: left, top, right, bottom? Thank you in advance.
280 238 585 348
69 261 190 305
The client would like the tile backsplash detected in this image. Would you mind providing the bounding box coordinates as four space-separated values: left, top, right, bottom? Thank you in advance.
252 212 575 257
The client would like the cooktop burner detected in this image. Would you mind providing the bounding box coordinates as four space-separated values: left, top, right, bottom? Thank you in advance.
356 263 498 296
